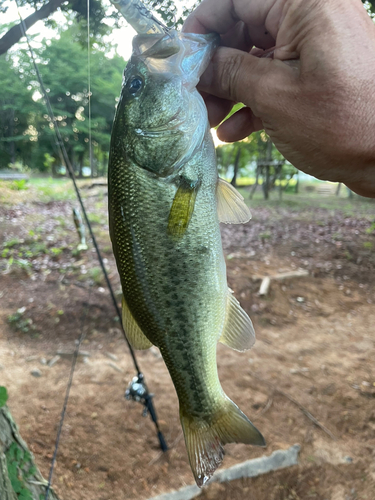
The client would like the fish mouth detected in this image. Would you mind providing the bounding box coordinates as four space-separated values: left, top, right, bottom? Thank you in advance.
135 110 184 137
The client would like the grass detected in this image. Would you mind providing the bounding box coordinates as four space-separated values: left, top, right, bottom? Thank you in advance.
0 176 374 221
238 185 375 219
29 178 76 202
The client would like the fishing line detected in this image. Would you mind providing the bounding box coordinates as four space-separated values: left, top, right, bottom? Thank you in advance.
87 0 94 178
15 1 142 374
14 0 167 461
43 287 92 500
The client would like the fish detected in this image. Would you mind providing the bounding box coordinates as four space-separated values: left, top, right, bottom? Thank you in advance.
108 20 265 487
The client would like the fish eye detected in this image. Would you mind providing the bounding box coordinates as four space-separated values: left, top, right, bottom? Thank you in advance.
127 76 143 95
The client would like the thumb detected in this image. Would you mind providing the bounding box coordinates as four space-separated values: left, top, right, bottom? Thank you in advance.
198 46 296 113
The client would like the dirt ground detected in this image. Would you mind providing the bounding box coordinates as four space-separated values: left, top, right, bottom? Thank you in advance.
0 180 375 500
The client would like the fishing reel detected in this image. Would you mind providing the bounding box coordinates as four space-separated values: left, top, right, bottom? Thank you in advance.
125 373 153 417
125 373 168 451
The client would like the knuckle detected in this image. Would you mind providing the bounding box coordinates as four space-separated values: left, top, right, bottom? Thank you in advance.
216 50 246 102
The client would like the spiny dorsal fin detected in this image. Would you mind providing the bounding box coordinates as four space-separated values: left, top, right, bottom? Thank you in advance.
216 177 251 224
122 296 152 350
219 289 255 351
167 177 200 238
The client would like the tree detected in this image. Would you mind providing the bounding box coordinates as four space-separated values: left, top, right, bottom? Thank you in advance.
0 53 40 169
0 0 197 56
216 130 299 201
0 388 60 500
1 0 373 56
0 0 109 56
1 23 125 174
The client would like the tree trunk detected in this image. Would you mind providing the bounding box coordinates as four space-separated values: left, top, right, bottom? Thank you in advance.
278 166 283 201
0 405 60 500
9 109 16 165
249 166 259 200
230 146 241 187
261 138 273 200
263 165 270 200
0 0 67 55
295 172 299 194
336 183 342 196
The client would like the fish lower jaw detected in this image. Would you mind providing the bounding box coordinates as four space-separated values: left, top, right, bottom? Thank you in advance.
134 127 181 137
134 109 186 136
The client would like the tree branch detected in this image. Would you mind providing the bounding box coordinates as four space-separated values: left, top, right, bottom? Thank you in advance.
0 0 67 56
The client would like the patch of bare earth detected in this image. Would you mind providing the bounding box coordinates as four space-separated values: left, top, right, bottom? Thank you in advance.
1 188 375 499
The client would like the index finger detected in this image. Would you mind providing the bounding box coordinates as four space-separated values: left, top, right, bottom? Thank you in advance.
182 0 277 50
182 0 239 34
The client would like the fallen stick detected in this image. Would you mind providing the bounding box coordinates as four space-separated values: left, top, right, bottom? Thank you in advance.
254 268 309 282
259 277 271 296
147 445 301 500
256 269 309 296
255 395 274 419
250 372 337 441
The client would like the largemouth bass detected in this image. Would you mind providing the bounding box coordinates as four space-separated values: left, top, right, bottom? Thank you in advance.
108 26 265 486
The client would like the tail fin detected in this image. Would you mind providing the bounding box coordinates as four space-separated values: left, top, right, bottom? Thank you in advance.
180 397 265 487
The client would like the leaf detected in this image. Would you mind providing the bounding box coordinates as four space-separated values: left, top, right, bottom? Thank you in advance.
0 386 8 407
10 475 23 493
19 489 34 500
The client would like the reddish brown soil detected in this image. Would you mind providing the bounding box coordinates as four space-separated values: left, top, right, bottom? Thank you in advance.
1 184 375 500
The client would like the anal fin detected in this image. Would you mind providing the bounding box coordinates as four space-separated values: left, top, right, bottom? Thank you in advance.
122 296 152 350
219 289 255 351
217 177 251 224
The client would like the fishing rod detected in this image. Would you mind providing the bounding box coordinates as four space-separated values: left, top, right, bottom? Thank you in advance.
13 2 168 495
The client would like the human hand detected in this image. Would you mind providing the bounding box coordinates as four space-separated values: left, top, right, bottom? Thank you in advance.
183 0 375 197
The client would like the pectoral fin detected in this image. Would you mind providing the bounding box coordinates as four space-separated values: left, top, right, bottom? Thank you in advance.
122 296 152 350
168 178 199 238
217 177 251 224
219 289 255 351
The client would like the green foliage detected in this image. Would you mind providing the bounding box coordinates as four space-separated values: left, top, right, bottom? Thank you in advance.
43 152 55 172
88 213 105 224
0 23 125 174
3 238 22 248
0 386 8 407
363 1 375 16
10 179 28 191
50 247 63 257
0 54 37 168
1 0 112 46
143 0 200 28
8 307 36 333
88 266 104 285
6 443 37 500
